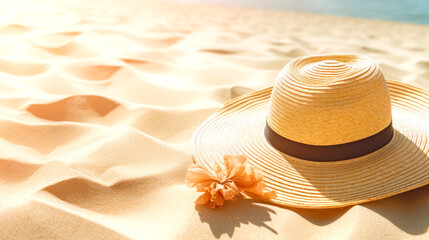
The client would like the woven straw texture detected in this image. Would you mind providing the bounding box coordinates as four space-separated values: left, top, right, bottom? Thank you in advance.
191 55 429 208
268 53 392 145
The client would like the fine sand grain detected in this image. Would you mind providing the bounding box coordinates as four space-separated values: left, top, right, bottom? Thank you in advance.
0 0 428 239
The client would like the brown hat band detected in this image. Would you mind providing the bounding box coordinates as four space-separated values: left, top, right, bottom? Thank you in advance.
264 122 394 162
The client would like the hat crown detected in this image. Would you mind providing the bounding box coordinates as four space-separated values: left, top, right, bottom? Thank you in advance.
267 53 392 146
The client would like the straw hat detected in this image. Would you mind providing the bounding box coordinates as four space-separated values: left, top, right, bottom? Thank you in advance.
191 53 429 209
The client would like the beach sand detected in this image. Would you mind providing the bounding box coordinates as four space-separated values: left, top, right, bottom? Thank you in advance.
0 0 429 239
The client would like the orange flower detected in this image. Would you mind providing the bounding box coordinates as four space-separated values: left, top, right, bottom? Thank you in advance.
186 155 277 209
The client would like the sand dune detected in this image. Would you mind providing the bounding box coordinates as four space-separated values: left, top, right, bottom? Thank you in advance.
0 0 428 239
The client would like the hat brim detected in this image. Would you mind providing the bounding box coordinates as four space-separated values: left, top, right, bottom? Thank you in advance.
191 81 429 209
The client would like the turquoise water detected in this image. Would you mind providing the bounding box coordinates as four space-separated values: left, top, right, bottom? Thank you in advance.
166 0 429 25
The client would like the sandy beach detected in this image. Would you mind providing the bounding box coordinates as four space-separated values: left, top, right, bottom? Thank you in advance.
0 0 429 239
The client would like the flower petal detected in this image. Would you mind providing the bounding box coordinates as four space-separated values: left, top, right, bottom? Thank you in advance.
210 192 225 208
224 155 247 180
262 190 277 199
195 192 211 206
221 182 240 200
186 155 277 209
243 182 277 200
250 166 263 182
232 164 263 188
213 163 225 179
186 164 216 187
193 180 215 192
210 182 222 196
